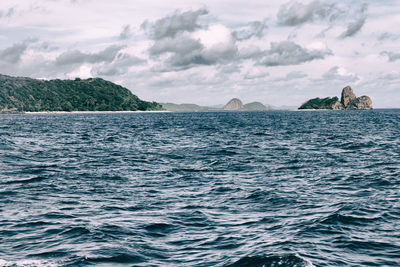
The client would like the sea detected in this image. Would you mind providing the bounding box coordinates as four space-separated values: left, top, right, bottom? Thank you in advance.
0 110 399 267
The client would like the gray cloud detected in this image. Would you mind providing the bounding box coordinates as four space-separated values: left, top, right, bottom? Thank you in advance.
274 70 307 81
218 64 241 74
157 38 237 69
277 1 339 26
286 71 307 80
377 72 400 81
380 51 400 62
322 66 359 82
55 45 124 66
239 45 264 60
277 0 368 39
149 35 206 68
119 25 132 40
148 21 238 70
340 4 367 38
92 53 145 76
258 41 331 66
0 42 29 64
244 70 269 80
142 8 208 40
233 21 268 41
377 32 399 41
0 7 15 18
149 35 203 56
340 17 366 38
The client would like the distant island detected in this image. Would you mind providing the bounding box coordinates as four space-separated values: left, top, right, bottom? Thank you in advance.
0 74 162 113
299 86 372 110
162 98 272 112
160 103 221 112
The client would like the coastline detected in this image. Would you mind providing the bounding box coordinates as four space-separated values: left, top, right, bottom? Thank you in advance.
295 109 332 111
22 110 170 114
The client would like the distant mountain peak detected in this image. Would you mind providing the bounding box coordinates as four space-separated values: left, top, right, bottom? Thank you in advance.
223 98 244 110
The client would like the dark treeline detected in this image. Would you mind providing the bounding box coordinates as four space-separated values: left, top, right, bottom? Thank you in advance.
299 97 339 110
0 74 162 112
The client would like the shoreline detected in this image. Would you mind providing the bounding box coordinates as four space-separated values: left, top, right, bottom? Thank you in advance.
22 110 170 114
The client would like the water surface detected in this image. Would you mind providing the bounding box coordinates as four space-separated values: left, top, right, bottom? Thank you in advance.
0 110 399 266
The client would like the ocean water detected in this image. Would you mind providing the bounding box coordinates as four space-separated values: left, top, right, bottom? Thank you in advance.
0 110 399 267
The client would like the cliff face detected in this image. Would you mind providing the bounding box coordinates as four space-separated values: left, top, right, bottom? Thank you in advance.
345 95 373 110
224 98 244 110
340 86 356 106
332 86 372 110
299 86 372 110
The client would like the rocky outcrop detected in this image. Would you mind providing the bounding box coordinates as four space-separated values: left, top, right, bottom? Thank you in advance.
340 86 356 106
346 95 373 110
299 86 372 110
224 98 244 110
334 86 372 110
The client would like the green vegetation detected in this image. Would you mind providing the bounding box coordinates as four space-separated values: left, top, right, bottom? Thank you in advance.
0 74 162 112
298 97 339 110
243 102 270 111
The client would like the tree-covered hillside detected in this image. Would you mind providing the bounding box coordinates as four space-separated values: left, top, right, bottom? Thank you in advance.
0 74 162 112
298 97 339 110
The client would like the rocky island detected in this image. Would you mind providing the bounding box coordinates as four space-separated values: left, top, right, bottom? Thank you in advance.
161 98 271 112
0 74 162 112
223 98 244 110
223 98 271 111
299 86 372 110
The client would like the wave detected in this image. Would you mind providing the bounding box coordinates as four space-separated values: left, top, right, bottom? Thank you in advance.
5 176 46 184
0 259 58 267
226 254 314 267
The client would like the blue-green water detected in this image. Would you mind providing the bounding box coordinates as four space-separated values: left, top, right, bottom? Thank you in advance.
0 110 399 266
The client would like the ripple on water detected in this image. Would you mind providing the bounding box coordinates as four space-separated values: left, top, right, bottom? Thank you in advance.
0 110 399 266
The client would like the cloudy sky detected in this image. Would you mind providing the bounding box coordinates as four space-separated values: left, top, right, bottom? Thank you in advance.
0 0 399 107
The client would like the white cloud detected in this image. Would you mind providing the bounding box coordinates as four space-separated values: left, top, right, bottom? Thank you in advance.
322 66 359 82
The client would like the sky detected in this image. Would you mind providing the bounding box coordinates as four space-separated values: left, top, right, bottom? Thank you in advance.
0 0 399 108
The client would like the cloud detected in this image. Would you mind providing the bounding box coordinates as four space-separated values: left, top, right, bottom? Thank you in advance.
55 45 124 66
277 1 338 26
380 51 400 62
233 20 268 41
142 8 208 40
149 35 203 56
143 8 239 70
340 17 366 38
377 32 399 41
119 24 132 40
149 35 206 68
239 45 264 59
91 53 145 76
286 71 307 80
277 0 368 39
0 7 15 18
0 42 30 64
274 70 307 81
244 68 269 80
258 40 331 66
340 4 367 38
378 72 400 81
149 24 238 70
322 66 359 82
